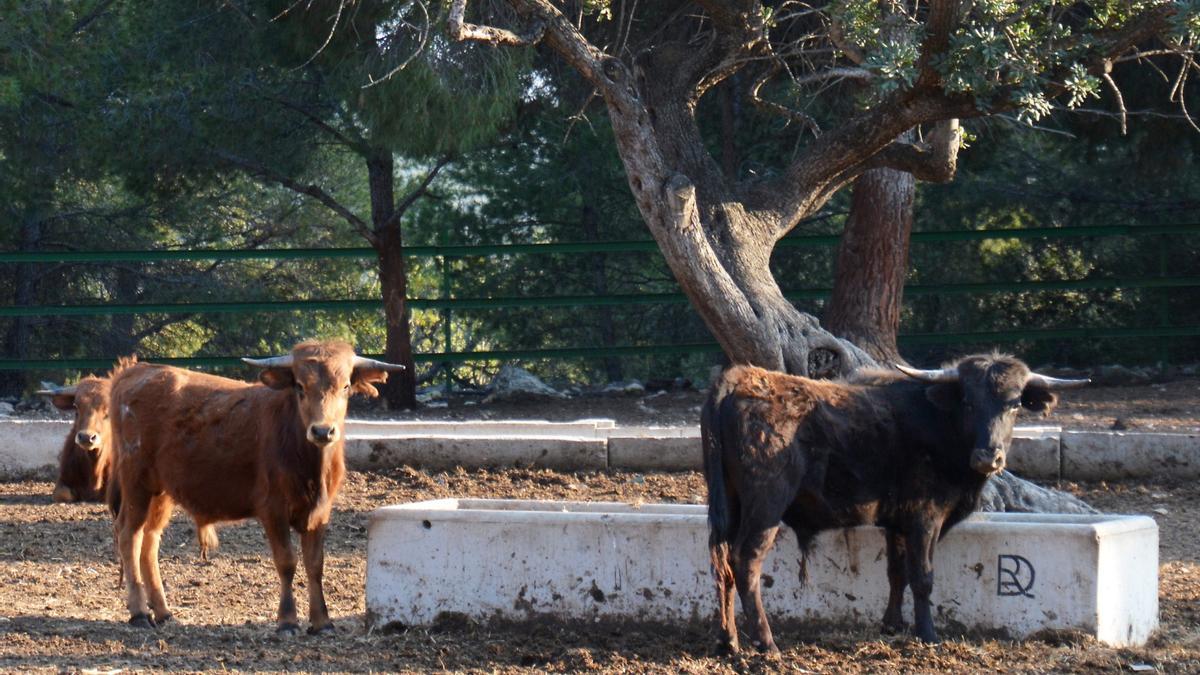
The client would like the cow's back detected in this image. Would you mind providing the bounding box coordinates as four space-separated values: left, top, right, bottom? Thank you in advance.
110 364 266 522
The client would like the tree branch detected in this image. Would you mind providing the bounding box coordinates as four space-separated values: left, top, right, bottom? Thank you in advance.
212 150 376 246
266 95 371 155
869 119 962 182
749 62 821 135
448 0 546 47
386 155 453 231
915 0 962 90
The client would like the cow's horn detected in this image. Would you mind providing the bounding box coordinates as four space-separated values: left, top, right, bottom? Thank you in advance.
894 364 959 383
1025 372 1090 389
242 355 295 368
35 385 75 396
352 355 406 371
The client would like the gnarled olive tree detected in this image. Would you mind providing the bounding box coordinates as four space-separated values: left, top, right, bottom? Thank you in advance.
445 0 1195 377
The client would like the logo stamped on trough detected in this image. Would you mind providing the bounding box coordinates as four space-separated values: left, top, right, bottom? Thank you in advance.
997 554 1036 598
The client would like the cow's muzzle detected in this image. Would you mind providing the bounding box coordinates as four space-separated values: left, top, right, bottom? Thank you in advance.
308 424 339 445
75 431 100 451
971 447 1006 476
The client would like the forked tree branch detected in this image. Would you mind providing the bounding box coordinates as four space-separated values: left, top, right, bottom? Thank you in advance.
213 150 376 245
385 155 453 231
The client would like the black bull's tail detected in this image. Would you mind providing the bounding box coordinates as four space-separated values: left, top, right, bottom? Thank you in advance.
702 375 737 588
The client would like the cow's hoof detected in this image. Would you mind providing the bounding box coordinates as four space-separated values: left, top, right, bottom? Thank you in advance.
307 623 335 636
714 639 739 657
915 631 941 644
276 623 301 638
881 620 908 636
153 612 173 626
129 613 156 629
751 640 781 658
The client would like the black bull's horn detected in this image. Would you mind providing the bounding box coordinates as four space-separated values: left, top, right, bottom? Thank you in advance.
36 384 76 396
241 354 405 371
895 364 1089 389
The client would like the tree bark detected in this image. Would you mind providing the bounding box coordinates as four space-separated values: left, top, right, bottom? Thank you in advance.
367 153 418 409
824 166 915 365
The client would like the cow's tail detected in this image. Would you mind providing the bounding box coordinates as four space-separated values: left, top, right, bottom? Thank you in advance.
196 523 219 561
702 372 737 587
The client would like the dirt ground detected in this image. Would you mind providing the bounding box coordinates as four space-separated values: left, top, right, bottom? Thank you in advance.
0 384 1197 674
0 468 1196 674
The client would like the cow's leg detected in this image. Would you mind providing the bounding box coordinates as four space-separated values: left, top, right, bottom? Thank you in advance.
904 522 941 643
262 515 300 636
116 488 153 628
710 540 739 654
732 523 781 655
300 525 333 635
140 494 175 625
881 529 908 634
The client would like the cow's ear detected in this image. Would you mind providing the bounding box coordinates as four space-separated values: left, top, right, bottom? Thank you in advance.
50 393 76 411
259 367 295 390
351 368 388 398
1021 385 1058 415
925 383 961 411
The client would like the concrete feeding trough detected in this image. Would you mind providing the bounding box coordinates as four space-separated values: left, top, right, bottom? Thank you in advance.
366 499 1158 646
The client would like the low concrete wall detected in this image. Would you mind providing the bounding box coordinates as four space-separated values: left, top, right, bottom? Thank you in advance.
346 419 615 439
1063 431 1200 480
607 426 701 471
0 420 66 475
0 418 1194 482
366 499 1159 646
346 435 609 471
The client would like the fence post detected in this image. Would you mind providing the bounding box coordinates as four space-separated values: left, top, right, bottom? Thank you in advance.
1158 234 1169 365
440 215 454 395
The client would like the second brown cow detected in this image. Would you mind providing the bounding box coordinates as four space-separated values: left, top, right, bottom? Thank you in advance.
109 340 402 634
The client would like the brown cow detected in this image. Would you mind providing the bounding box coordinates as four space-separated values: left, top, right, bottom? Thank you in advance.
40 358 218 561
703 354 1087 653
41 368 124 504
109 340 402 633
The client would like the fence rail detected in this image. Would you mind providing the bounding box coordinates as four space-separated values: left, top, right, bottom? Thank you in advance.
1 223 1197 371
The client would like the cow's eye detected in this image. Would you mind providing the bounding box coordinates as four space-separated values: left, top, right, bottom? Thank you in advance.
294 384 305 399
343 383 351 394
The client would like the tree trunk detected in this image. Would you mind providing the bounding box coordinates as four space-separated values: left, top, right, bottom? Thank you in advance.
367 153 418 409
0 214 42 397
824 166 915 365
598 83 874 378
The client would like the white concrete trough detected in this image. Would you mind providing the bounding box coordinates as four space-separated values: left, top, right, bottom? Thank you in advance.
366 499 1158 646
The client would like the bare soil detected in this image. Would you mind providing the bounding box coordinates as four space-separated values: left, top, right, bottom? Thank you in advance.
1 383 1196 673
1 468 1197 674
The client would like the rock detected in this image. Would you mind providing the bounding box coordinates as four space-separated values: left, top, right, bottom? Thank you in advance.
483 365 565 403
0 402 13 416
1111 418 1130 431
601 380 645 396
1090 364 1151 386
979 471 1098 514
1033 364 1090 379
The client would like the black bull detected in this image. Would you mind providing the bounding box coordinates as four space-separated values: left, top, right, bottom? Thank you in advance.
702 354 1087 654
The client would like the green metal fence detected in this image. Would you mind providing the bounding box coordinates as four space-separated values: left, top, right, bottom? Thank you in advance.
1 223 1197 371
